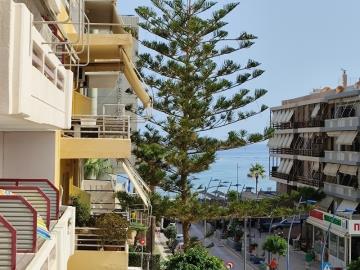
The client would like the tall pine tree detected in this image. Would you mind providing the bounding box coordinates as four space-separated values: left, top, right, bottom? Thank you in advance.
135 0 270 246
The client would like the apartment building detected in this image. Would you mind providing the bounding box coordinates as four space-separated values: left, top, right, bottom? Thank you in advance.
0 0 151 269
269 73 360 268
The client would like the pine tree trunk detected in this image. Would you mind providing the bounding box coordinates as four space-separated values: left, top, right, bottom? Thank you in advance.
182 220 191 249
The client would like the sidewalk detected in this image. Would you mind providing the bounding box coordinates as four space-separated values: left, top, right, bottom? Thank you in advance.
219 227 320 270
154 232 171 260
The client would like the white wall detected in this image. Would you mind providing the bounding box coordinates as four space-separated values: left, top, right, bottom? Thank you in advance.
0 1 73 130
2 131 56 182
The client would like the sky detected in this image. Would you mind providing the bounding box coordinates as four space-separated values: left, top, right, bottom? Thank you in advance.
118 0 360 137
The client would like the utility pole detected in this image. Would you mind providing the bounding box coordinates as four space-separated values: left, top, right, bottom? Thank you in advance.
243 217 247 270
236 163 239 200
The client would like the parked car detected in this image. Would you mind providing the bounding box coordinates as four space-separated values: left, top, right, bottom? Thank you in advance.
270 218 302 232
176 234 184 241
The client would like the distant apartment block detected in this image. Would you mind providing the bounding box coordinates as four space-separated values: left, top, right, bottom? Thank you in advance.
269 72 360 268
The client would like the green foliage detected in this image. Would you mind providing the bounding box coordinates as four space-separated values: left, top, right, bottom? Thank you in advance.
84 159 111 179
227 219 244 242
163 246 226 270
227 190 238 202
263 235 287 258
129 253 161 270
96 213 129 245
130 222 148 232
134 0 268 246
116 191 143 209
247 163 266 193
71 196 91 227
150 192 171 221
348 257 360 270
164 225 177 240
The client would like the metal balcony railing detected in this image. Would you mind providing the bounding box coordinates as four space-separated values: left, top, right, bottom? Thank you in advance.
270 148 324 157
272 120 325 130
63 114 131 139
270 171 290 181
295 176 323 188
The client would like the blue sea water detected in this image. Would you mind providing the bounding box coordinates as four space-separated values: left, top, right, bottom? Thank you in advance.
119 142 275 194
192 143 275 193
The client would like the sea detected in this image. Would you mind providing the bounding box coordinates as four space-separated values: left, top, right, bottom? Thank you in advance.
192 142 275 193
118 142 276 195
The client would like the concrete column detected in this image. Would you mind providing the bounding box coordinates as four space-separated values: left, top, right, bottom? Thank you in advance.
89 88 98 116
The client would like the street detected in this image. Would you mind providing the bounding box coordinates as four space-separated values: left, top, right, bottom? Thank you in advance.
177 222 320 270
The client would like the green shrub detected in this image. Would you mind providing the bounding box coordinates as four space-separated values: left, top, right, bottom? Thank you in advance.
164 225 177 240
71 196 91 227
96 213 129 245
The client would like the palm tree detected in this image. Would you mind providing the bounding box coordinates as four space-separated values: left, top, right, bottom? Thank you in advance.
247 163 266 194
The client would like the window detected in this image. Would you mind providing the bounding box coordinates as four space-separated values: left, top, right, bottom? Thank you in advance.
329 233 337 257
338 237 345 261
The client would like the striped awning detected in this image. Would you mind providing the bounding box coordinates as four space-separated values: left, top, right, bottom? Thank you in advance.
120 159 151 207
271 109 294 124
311 104 321 118
323 163 340 177
339 165 358 176
268 134 294 149
277 159 293 174
336 131 358 146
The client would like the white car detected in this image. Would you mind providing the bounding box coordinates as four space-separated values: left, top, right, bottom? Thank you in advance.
176 234 184 241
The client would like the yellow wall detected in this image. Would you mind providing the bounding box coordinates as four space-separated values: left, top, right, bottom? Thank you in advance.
68 251 128 270
60 138 131 159
59 159 81 204
72 91 92 115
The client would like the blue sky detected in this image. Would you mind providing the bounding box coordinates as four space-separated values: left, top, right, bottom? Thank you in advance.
119 0 360 137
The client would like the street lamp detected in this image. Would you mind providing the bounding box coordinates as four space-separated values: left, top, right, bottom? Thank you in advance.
320 207 355 268
286 198 317 270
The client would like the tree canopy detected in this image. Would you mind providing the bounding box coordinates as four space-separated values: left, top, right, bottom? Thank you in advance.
163 246 226 270
134 0 270 246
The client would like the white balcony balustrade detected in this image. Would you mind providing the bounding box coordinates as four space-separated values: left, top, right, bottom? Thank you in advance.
0 1 73 130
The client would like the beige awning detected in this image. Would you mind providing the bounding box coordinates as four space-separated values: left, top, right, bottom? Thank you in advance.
323 163 340 177
278 159 287 173
284 159 294 174
284 110 294 122
339 165 358 176
318 196 334 211
311 104 321 118
338 200 359 213
336 131 358 146
312 162 320 171
327 131 342 137
284 134 294 148
120 159 151 207
272 111 279 123
121 49 152 108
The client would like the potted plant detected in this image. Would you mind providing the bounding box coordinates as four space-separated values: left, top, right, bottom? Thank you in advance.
84 159 111 180
96 213 129 250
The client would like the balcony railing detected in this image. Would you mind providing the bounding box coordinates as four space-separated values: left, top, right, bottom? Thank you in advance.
324 151 360 165
0 178 75 270
271 171 323 188
325 117 360 130
272 120 325 130
270 148 324 157
270 171 290 181
324 182 360 201
63 114 131 139
295 176 323 188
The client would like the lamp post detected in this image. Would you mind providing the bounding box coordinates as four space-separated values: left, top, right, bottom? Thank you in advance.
286 198 317 270
320 207 355 268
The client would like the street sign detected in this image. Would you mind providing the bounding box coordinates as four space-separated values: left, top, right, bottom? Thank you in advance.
226 262 234 269
321 262 331 270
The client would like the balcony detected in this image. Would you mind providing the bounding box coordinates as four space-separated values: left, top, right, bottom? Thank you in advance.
272 120 325 130
270 170 290 181
270 148 324 157
295 176 323 188
0 178 75 270
325 117 360 131
324 182 360 201
0 1 73 130
324 151 360 165
61 113 131 159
